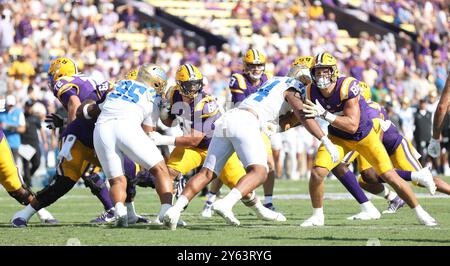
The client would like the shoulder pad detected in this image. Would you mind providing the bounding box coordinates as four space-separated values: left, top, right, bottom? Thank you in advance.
230 73 248 90
55 80 79 99
340 77 358 101
195 96 220 118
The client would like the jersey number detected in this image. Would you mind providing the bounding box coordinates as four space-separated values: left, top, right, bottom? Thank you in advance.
110 81 146 103
254 80 281 102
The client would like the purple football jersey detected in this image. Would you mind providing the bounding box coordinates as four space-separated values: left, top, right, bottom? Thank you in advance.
0 127 4 141
307 77 373 140
169 88 221 149
60 117 95 149
229 72 270 104
366 101 403 155
53 75 110 109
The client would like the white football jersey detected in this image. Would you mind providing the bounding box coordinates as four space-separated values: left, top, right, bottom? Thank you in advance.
96 79 162 127
239 77 305 123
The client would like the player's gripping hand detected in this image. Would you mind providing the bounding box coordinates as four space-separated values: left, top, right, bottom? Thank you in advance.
303 99 336 123
148 131 176 146
321 136 340 163
262 121 281 137
45 113 66 129
427 138 441 158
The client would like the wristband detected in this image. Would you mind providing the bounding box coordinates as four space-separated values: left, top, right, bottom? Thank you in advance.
323 111 336 123
83 104 93 119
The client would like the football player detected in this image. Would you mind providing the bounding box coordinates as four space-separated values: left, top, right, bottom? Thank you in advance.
93 64 175 227
345 82 450 213
301 52 437 226
1 124 58 225
201 48 278 216
163 62 340 230
10 70 151 227
45 57 116 222
149 64 285 224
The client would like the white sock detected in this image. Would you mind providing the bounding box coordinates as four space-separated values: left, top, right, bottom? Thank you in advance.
313 207 324 217
361 201 376 212
264 195 273 205
37 208 54 220
115 202 127 217
19 204 37 221
125 202 137 217
386 191 398 201
223 188 243 207
413 205 425 215
206 192 216 205
174 195 189 211
376 186 389 199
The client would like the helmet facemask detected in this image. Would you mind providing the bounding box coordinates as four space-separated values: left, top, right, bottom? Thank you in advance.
245 63 265 81
178 79 203 99
312 67 333 90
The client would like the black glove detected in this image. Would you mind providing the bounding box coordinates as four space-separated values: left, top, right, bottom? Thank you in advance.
45 113 65 129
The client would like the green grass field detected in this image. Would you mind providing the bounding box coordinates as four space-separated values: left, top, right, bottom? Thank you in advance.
1 178 450 246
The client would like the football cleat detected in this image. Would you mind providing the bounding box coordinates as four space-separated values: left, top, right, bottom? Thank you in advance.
382 195 406 214
347 211 381 220
255 206 286 222
300 215 324 227
37 208 59 224
211 199 240 226
416 211 438 227
128 215 150 224
90 209 116 223
11 217 28 228
163 207 182 230
263 203 276 211
116 214 128 228
201 203 214 218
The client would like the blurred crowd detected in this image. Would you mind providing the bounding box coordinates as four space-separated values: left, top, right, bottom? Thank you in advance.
0 0 448 185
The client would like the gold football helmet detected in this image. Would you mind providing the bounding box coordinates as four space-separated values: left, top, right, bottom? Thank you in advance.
243 48 266 81
288 56 314 85
136 64 168 94
175 64 204 98
125 69 138 80
311 52 339 89
48 57 78 87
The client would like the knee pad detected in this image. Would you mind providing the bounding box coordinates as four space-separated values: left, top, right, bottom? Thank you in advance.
8 185 35 205
34 175 76 209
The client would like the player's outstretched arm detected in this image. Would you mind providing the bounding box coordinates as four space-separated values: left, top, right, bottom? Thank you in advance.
67 95 82 123
285 88 340 163
428 75 450 158
303 96 360 134
432 75 450 139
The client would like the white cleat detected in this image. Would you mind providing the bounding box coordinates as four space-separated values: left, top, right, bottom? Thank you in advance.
417 211 438 227
163 207 182 230
255 207 287 222
300 215 324 227
116 214 128 228
212 199 240 226
201 204 214 218
347 210 381 220
416 167 437 195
